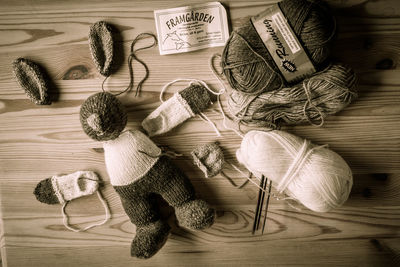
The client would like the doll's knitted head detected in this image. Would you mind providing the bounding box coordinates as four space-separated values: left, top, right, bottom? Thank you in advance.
80 92 127 141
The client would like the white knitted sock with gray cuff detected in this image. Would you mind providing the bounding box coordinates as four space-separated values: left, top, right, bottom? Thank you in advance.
142 93 194 137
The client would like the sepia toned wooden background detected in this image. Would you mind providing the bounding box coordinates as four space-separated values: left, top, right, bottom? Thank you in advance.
0 0 399 266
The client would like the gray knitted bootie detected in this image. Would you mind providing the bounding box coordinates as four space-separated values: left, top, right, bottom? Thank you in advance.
131 220 171 259
175 199 215 230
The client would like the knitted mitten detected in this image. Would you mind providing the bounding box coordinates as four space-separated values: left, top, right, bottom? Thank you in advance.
34 171 100 204
89 21 115 76
142 83 211 136
80 92 214 259
12 58 51 105
191 142 224 178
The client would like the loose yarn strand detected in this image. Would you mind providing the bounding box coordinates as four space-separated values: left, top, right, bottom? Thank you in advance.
220 161 251 188
62 190 111 232
230 164 272 195
138 149 183 159
210 54 245 138
102 32 157 96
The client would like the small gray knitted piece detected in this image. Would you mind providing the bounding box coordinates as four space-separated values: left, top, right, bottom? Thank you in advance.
89 21 115 76
12 58 51 105
191 142 224 178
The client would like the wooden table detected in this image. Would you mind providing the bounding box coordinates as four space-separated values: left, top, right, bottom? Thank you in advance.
1 0 399 266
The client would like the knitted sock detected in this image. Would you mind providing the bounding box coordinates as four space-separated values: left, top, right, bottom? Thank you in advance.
34 171 100 204
142 84 211 136
89 21 115 76
12 58 51 105
191 142 224 178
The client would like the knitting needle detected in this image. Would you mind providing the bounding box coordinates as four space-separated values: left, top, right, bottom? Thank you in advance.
261 179 273 234
252 175 265 234
256 176 268 231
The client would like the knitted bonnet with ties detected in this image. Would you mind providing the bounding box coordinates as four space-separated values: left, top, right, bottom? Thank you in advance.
33 170 111 232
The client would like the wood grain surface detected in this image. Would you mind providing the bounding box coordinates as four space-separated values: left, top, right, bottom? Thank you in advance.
1 0 399 266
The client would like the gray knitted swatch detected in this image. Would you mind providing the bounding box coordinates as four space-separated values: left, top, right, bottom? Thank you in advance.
191 142 224 178
89 21 115 76
12 58 51 105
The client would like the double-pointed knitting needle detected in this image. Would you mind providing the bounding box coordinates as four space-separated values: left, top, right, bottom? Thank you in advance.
261 179 273 234
256 176 268 231
252 175 265 235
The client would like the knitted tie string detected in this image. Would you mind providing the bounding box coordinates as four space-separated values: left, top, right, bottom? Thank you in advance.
61 177 111 232
159 78 224 137
102 32 158 96
210 53 245 138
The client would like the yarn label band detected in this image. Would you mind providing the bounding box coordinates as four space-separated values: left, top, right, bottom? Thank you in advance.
251 5 316 83
154 2 229 55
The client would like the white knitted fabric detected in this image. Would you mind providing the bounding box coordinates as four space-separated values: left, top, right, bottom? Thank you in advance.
103 130 162 186
51 171 99 204
142 93 195 137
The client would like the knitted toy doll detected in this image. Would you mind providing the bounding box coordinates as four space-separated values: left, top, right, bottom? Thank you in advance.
79 92 215 259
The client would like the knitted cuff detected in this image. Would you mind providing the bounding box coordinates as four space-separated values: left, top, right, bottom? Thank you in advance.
191 142 224 178
179 84 212 113
12 58 51 105
34 171 99 204
142 84 211 136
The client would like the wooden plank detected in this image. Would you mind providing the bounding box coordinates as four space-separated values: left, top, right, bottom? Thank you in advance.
1 205 399 266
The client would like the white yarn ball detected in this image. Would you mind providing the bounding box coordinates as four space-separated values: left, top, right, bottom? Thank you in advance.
236 130 353 212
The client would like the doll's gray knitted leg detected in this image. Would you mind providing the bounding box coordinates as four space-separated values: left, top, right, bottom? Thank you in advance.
114 187 170 259
146 156 215 230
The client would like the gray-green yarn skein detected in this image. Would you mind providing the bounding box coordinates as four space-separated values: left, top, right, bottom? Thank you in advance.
228 63 357 128
221 0 336 95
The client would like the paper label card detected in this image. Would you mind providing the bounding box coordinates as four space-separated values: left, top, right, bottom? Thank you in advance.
154 2 229 55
